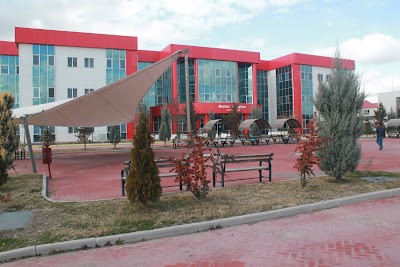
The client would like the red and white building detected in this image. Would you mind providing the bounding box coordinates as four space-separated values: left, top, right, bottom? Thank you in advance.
0 27 355 142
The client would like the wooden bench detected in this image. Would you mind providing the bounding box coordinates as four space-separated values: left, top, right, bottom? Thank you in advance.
120 159 183 196
213 153 274 187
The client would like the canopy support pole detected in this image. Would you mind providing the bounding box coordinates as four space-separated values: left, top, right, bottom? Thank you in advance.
23 117 37 173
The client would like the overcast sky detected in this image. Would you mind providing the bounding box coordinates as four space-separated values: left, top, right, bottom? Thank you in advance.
1 0 399 102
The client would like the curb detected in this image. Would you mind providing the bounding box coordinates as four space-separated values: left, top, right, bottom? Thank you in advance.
2 187 400 263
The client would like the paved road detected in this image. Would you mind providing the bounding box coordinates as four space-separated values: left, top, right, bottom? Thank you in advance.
3 195 400 266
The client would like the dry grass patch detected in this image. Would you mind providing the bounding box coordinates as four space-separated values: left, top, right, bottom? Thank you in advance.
1 172 400 252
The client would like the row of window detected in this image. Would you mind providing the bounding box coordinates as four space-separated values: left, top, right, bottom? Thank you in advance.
1 65 19 75
32 87 94 101
317 73 331 82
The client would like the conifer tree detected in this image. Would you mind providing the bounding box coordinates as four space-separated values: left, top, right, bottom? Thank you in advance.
76 127 94 149
109 125 121 149
159 104 172 145
250 107 261 136
223 103 242 137
0 92 18 172
374 103 386 125
126 108 161 205
314 48 365 180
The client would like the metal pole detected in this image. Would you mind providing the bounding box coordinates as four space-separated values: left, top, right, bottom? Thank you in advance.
184 49 191 133
23 117 37 173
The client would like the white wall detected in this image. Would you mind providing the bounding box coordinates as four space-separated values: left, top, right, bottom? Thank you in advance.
17 44 111 143
378 91 400 113
54 46 108 142
267 69 277 122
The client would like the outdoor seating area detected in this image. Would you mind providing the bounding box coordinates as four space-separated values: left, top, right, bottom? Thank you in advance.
201 118 301 147
386 119 400 138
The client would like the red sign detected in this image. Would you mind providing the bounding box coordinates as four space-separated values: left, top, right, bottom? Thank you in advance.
42 147 52 164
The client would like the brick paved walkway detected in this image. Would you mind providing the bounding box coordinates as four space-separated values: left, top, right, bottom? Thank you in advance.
11 137 400 201
4 195 400 266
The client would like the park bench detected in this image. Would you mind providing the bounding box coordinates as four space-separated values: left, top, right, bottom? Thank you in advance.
120 158 183 196
213 153 274 187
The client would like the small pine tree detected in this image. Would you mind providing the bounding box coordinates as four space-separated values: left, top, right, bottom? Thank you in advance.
109 125 121 149
126 108 161 205
159 105 172 146
76 127 94 149
0 92 19 171
223 103 242 137
387 107 396 120
374 103 386 125
41 126 55 148
364 120 375 136
250 107 261 136
313 47 365 180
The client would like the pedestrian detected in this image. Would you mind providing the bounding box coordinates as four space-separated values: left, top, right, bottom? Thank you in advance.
375 122 385 150
199 124 203 135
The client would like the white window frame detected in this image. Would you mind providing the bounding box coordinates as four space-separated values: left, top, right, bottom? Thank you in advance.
48 55 55 66
120 59 126 69
1 65 9 74
84 58 94 68
68 127 79 134
84 88 94 94
48 87 55 98
67 57 77 67
33 87 40 98
67 88 77 98
318 74 323 82
33 55 39 65
215 68 221 77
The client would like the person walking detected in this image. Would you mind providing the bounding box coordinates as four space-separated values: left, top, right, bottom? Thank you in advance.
376 123 385 150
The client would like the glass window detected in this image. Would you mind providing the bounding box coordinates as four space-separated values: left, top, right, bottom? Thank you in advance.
48 87 55 98
226 69 231 77
68 127 78 133
84 88 94 94
106 59 112 69
215 68 221 77
84 58 94 68
326 74 331 81
67 57 77 67
16 66 19 75
67 88 77 98
318 74 323 82
48 55 54 66
120 59 125 69
33 55 39 65
204 68 210 76
1 65 8 74
33 87 40 98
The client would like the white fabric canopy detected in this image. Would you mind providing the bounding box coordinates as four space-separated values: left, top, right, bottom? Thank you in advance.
13 50 183 127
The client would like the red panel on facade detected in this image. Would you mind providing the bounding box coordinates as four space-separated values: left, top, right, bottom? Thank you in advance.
15 27 138 50
126 50 137 75
0 41 18 55
161 44 260 63
137 50 160 62
292 64 302 124
259 53 355 70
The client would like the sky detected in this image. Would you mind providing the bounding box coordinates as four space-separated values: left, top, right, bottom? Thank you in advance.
1 0 399 103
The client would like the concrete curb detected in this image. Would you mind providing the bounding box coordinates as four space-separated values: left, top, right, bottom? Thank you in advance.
2 187 400 263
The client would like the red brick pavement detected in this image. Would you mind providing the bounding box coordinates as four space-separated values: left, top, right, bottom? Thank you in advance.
11 137 400 201
4 195 400 266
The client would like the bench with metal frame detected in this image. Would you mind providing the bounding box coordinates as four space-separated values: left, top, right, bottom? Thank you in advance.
120 159 183 196
213 153 274 187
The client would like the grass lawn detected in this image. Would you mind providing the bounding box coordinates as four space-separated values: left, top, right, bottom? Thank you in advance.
1 171 400 253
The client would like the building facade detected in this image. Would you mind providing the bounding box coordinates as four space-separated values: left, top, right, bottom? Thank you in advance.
378 91 400 115
0 27 355 143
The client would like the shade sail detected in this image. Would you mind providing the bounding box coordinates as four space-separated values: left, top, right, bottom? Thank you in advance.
202 119 222 132
13 50 183 127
